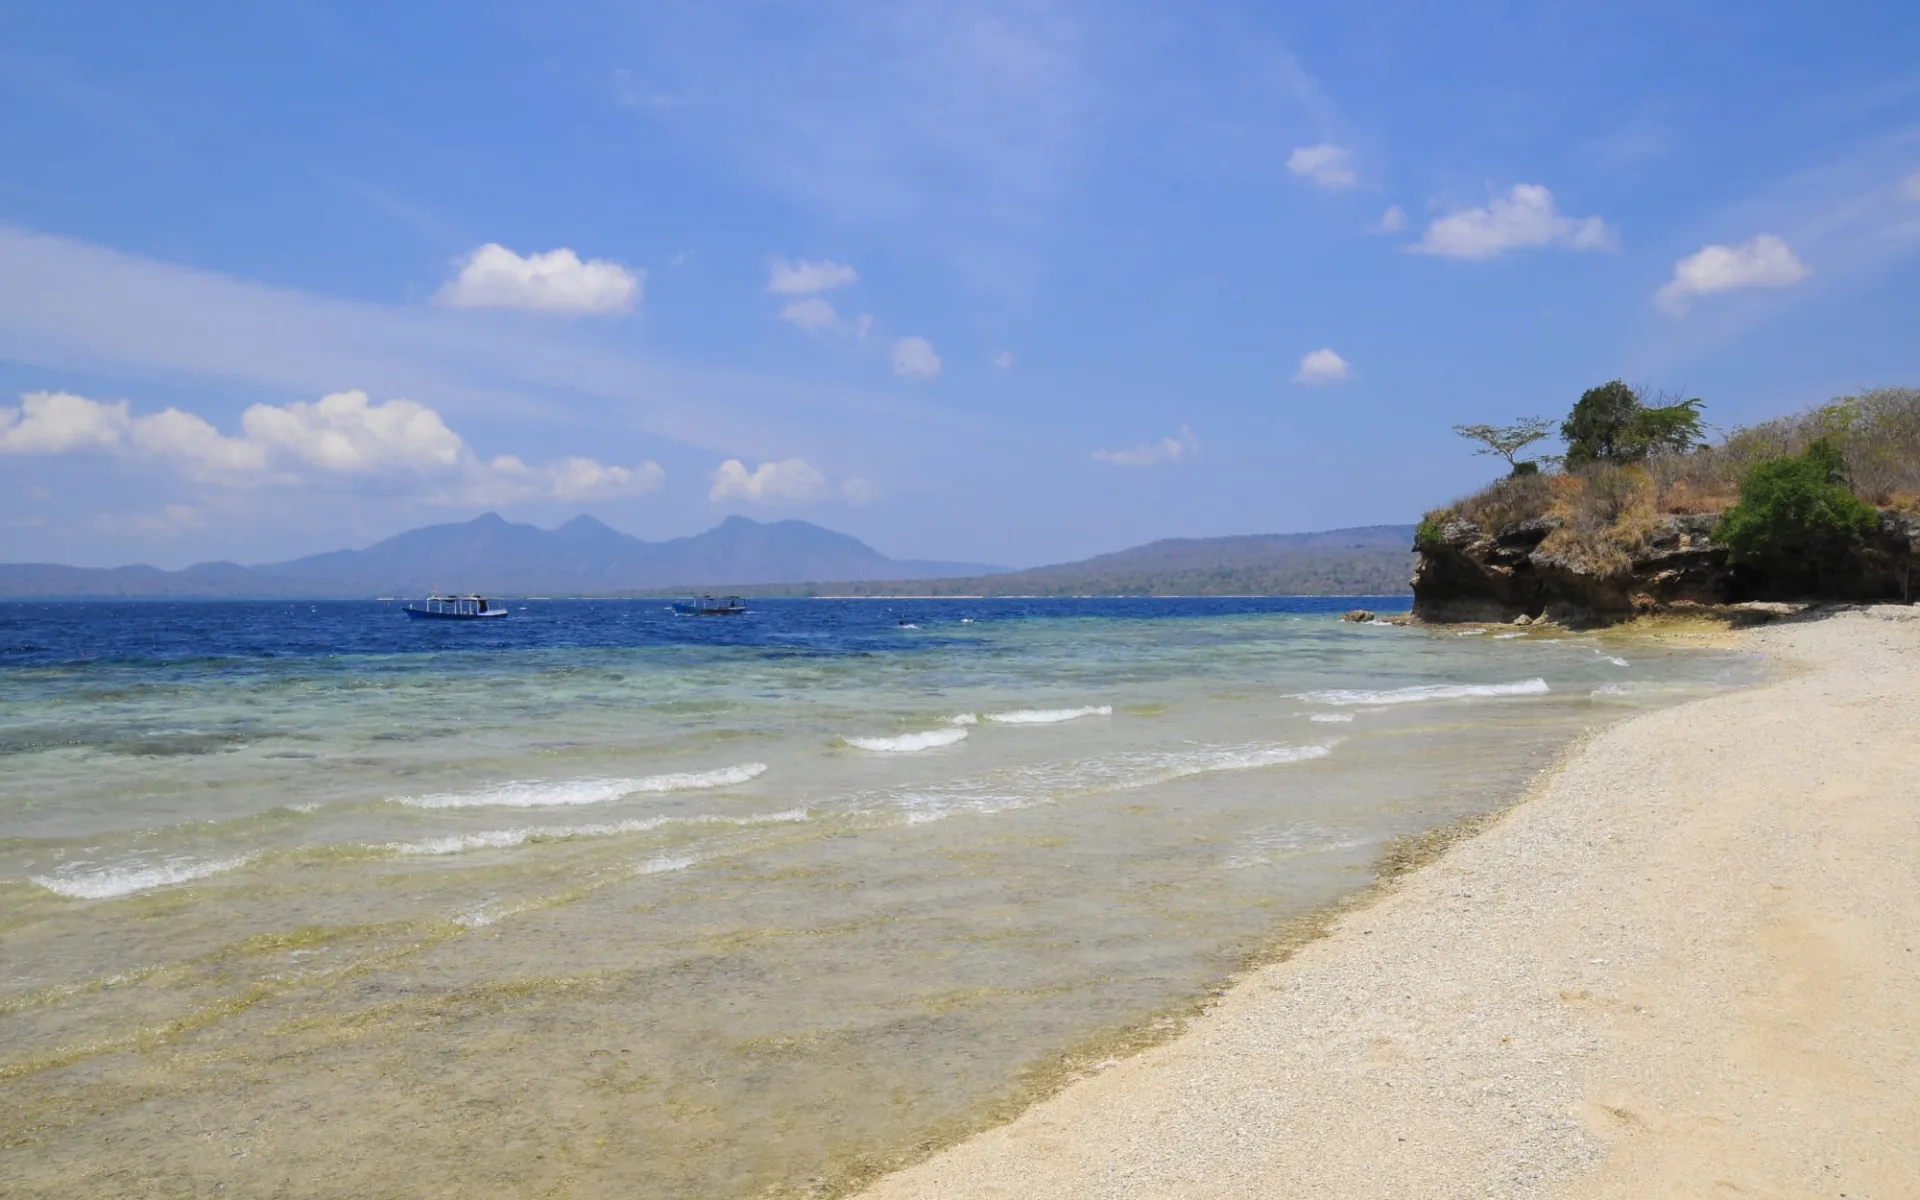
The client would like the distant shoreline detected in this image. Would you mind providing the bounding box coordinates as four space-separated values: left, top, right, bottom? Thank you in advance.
0 593 1419 604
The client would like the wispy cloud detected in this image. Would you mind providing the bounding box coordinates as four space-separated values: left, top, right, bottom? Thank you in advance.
608 5 1096 285
1092 425 1198 467
1287 143 1357 189
767 258 858 295
777 297 872 340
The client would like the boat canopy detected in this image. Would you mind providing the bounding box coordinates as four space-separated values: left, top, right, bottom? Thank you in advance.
418 594 496 616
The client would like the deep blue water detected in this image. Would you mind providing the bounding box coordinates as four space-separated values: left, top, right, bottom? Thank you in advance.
0 595 1411 668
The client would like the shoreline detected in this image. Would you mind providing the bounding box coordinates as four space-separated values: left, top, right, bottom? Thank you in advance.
853 606 1920 1198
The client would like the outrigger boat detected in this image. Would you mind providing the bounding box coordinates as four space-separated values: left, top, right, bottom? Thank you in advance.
672 595 748 616
405 594 509 620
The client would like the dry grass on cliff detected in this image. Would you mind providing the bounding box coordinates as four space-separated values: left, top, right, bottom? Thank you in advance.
1435 388 1920 555
1536 466 1664 574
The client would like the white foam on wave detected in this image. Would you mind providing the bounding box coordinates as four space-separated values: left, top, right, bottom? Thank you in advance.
947 712 980 726
29 854 256 900
981 705 1113 725
634 853 696 876
1309 712 1356 723
842 728 970 754
393 762 768 809
889 742 1331 825
1595 651 1630 667
390 808 808 857
1223 822 1368 870
1300 678 1550 706
455 854 701 928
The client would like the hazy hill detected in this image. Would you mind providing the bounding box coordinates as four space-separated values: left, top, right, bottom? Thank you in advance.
727 525 1419 597
0 514 999 598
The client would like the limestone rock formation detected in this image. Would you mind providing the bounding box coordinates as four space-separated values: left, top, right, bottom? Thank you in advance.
1411 510 1918 626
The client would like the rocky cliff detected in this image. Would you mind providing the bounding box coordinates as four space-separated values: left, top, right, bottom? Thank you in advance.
1411 510 1919 625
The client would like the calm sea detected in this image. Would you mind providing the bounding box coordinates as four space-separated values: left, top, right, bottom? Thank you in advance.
0 598 1754 1198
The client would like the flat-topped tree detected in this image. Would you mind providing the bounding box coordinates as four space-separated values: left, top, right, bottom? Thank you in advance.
1451 417 1555 476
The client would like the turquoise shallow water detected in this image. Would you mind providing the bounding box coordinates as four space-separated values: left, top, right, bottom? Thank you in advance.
0 598 1755 1197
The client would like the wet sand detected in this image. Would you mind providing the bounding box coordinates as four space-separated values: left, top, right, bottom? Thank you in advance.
858 607 1920 1198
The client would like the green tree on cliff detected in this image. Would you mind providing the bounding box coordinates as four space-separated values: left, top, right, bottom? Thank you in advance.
1561 381 1707 466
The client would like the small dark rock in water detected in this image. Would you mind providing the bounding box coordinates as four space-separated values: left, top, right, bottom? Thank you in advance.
1341 609 1376 623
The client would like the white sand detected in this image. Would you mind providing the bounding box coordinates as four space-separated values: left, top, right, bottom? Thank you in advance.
859 607 1920 1198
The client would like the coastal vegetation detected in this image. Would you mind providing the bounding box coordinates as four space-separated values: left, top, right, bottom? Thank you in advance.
1418 385 1920 620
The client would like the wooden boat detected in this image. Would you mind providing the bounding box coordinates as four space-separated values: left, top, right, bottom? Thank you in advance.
672 595 747 616
405 594 509 620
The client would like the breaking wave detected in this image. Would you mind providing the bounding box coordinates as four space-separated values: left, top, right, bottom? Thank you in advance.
980 705 1113 725
1299 679 1549 706
390 808 809 857
884 742 1331 825
30 854 256 900
392 763 768 809
1309 712 1355 723
842 728 969 753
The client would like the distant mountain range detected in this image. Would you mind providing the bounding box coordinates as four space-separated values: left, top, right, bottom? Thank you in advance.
0 514 1418 598
0 514 1001 598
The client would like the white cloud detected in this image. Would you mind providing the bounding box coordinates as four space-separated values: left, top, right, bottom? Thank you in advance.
0 227 969 481
0 387 662 505
548 456 665 502
1287 144 1358 189
1292 348 1350 386
1376 205 1408 232
709 457 828 503
891 336 942 380
1411 184 1617 260
464 454 663 506
767 258 858 295
0 390 130 453
129 407 273 480
777 297 873 341
240 390 465 473
1092 425 1199 468
1902 171 1920 202
990 349 1014 369
434 244 643 314
842 476 878 505
1654 234 1811 315
779 297 842 332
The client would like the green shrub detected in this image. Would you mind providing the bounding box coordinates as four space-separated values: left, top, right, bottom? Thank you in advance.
1716 440 1879 581
1414 513 1448 550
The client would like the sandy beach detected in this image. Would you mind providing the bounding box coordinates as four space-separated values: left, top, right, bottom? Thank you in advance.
859 607 1920 1199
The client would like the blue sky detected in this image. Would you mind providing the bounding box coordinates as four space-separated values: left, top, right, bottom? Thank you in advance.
2 1 1916 569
